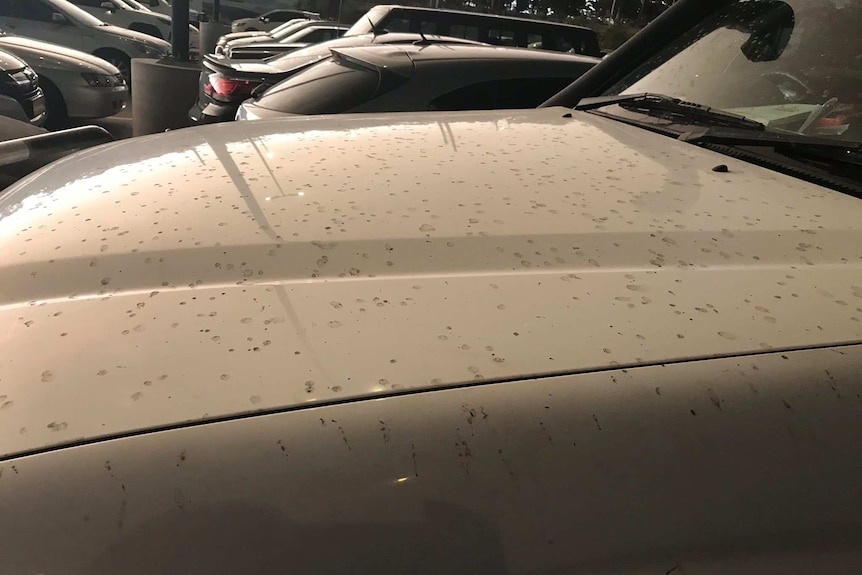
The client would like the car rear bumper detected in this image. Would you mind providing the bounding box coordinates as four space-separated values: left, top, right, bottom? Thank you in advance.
188 99 240 124
64 85 129 120
27 91 46 127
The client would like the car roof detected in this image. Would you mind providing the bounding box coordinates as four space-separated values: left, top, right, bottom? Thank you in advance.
368 4 596 31
1 107 860 460
265 33 487 67
330 43 601 68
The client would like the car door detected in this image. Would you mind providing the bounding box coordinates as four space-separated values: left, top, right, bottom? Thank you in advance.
0 0 84 49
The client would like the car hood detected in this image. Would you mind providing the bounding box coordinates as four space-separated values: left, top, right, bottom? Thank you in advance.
0 37 119 75
147 11 171 24
231 41 307 51
0 47 27 71
101 23 171 49
227 34 281 48
1 107 861 459
221 30 271 43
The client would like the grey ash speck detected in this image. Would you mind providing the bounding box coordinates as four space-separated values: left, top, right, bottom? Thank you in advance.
706 388 722 411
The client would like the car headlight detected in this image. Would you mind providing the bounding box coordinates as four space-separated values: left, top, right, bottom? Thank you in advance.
81 73 122 87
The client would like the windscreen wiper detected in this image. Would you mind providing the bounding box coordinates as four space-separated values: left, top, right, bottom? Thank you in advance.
681 127 862 168
575 93 766 132
680 126 862 196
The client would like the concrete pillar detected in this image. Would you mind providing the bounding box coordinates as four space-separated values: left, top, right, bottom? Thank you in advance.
131 59 200 137
200 20 229 56
171 0 191 62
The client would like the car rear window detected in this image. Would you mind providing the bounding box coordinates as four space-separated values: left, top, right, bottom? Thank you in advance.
258 58 403 115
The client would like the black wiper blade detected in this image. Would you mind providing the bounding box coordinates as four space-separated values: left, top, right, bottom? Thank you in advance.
681 127 862 167
575 92 766 131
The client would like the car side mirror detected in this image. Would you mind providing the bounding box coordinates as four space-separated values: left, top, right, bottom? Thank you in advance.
100 1 114 10
260 16 268 22
51 12 68 25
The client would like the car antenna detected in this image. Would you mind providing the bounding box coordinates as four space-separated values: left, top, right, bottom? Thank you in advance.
368 16 378 36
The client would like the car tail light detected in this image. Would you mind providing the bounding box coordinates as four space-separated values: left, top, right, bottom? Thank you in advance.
204 74 258 103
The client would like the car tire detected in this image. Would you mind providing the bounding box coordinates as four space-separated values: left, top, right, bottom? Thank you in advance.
94 49 132 87
40 78 68 130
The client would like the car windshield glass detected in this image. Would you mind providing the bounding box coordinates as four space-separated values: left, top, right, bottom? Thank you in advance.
121 0 150 10
345 6 388 35
602 0 862 143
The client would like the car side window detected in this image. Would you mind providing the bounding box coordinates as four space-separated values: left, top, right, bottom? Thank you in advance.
269 11 293 22
419 20 438 34
487 28 517 46
449 24 479 41
527 33 543 49
12 0 57 21
301 29 332 43
430 77 577 111
385 17 410 32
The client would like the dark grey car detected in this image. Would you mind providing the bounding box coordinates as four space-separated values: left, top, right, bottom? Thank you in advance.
236 43 600 120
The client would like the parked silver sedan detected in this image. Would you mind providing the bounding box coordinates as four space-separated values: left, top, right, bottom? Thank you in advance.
0 29 127 126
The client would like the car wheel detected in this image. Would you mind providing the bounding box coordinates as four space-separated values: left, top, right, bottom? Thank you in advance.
95 49 132 86
41 79 68 130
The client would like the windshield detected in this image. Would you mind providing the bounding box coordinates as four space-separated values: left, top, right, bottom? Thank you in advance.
120 0 151 10
47 0 108 26
603 0 862 143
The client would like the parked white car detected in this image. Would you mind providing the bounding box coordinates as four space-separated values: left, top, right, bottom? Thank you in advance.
0 0 861 573
0 47 44 125
0 0 170 82
0 28 127 127
124 0 201 23
216 19 341 56
230 8 320 32
68 0 199 54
